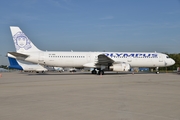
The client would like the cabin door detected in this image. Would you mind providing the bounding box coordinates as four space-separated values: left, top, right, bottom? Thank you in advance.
38 52 45 64
86 54 91 62
159 55 163 62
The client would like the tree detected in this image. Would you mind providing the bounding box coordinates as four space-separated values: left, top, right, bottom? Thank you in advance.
167 53 180 70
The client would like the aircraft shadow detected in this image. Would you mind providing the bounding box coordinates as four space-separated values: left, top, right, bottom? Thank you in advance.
25 71 156 76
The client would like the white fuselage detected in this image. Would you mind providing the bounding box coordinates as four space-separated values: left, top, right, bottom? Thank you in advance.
23 51 175 68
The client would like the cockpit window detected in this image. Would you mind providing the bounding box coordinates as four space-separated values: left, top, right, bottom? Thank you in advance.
166 56 169 58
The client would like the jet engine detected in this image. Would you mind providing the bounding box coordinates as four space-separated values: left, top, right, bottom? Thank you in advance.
109 63 130 72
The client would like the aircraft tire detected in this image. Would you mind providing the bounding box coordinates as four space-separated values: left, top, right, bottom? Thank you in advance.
91 70 97 74
98 70 104 75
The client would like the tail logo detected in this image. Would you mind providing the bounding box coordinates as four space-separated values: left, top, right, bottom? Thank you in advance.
13 32 32 50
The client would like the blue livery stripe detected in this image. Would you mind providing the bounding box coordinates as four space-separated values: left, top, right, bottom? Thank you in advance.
8 57 23 70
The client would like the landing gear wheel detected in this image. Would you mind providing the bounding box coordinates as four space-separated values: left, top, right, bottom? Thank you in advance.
156 71 159 74
91 70 97 74
98 70 104 75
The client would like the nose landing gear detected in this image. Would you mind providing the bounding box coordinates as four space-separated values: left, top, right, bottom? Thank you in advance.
155 67 159 74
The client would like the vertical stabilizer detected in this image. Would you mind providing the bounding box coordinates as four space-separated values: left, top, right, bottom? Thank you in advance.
10 26 41 53
8 57 23 70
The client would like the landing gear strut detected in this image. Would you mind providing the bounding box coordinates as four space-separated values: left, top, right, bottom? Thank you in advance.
155 67 159 74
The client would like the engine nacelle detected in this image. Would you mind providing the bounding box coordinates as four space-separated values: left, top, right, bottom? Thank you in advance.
110 63 130 72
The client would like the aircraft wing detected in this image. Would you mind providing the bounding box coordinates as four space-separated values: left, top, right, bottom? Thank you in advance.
8 52 29 59
96 54 114 66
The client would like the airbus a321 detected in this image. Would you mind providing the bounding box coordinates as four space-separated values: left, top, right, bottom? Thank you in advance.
8 26 175 75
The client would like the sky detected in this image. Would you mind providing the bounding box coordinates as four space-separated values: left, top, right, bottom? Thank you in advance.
0 0 180 65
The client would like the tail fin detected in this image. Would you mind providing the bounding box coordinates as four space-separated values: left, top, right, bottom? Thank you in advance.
10 26 41 53
8 57 23 70
8 57 48 72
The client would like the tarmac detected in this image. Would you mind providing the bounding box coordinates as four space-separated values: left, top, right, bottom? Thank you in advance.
0 71 180 120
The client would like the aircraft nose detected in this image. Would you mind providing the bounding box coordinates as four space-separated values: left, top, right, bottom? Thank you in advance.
171 59 175 65
166 59 175 66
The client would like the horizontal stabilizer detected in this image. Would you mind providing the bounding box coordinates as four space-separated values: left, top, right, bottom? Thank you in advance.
8 52 29 59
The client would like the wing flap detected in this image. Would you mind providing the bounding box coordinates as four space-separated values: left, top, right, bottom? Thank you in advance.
96 54 114 66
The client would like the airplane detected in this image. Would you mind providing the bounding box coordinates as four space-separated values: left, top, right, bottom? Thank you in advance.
8 54 64 73
53 67 64 72
8 26 175 75
8 56 48 73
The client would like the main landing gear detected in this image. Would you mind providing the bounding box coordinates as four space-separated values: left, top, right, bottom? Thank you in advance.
91 69 97 74
98 70 104 75
91 69 104 75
